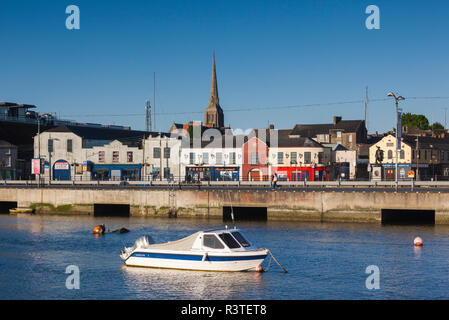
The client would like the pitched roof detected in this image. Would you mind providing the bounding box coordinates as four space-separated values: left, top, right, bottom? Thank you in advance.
290 120 365 137
402 135 449 150
250 129 325 148
42 125 167 140
187 134 248 148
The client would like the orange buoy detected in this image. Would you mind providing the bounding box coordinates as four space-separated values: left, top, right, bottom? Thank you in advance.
414 237 423 247
93 224 105 235
255 265 264 273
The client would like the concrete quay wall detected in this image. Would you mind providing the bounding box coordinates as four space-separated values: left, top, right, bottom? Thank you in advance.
1 188 449 224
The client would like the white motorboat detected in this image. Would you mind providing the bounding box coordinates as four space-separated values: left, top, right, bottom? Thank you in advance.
120 227 268 272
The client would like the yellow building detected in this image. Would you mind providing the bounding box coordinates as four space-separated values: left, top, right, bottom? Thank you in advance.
370 134 449 180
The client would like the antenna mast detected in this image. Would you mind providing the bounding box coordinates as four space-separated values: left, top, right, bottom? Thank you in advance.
153 72 156 131
145 100 152 132
365 86 369 133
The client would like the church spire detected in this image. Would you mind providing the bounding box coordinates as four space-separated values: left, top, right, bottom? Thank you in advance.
205 50 224 128
209 50 219 105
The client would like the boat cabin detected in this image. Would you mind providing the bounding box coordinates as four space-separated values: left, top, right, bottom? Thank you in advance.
191 228 255 252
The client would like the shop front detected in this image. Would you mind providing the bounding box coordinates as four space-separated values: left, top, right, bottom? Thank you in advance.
186 166 210 182
185 166 240 181
272 166 328 181
371 163 412 181
91 164 141 181
52 160 71 181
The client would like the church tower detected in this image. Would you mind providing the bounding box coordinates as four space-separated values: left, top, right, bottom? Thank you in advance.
204 52 224 128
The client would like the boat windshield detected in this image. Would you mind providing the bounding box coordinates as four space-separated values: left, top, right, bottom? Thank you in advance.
203 234 225 249
231 231 251 247
218 233 241 249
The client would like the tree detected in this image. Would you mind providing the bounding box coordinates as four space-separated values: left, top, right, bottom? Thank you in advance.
401 112 430 130
431 122 444 130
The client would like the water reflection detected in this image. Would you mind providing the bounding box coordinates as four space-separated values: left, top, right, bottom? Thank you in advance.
414 247 422 259
121 265 264 300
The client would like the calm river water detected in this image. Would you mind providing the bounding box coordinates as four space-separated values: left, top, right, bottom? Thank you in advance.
0 214 448 300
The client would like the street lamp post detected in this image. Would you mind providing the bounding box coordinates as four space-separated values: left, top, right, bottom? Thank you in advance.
27 112 41 187
415 137 419 181
387 92 405 184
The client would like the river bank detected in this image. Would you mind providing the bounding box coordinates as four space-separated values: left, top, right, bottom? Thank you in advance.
1 187 449 224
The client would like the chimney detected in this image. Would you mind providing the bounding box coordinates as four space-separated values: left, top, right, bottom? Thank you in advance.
269 124 274 129
333 116 342 125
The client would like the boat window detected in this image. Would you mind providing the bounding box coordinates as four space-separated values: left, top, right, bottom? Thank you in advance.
203 234 225 249
231 232 251 247
218 233 241 249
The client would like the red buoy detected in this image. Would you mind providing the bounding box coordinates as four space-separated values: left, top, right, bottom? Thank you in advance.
255 265 264 272
93 224 105 235
414 237 423 247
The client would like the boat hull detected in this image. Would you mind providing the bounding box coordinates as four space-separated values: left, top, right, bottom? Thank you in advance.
9 208 34 214
123 250 268 272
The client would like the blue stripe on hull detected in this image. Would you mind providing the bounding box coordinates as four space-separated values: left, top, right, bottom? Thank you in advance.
131 252 267 262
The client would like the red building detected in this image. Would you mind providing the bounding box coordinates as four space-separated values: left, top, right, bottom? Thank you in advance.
242 136 270 181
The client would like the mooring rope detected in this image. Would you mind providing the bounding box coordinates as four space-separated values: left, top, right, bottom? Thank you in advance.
265 249 288 273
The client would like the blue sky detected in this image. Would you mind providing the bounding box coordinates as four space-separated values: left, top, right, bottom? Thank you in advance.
1 0 449 134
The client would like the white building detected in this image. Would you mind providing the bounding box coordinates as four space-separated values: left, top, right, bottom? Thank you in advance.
33 125 181 181
180 135 244 181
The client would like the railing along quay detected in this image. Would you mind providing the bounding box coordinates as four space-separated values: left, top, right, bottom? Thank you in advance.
2 179 449 190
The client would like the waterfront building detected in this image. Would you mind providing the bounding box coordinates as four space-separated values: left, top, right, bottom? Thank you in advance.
0 140 18 180
181 135 244 181
369 134 449 180
143 133 182 181
333 149 357 180
268 130 331 181
33 125 181 181
33 125 146 181
242 132 270 181
290 116 367 150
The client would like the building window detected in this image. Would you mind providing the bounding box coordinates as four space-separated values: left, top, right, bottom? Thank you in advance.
277 152 284 165
98 151 105 162
318 152 324 164
336 131 342 138
412 150 415 160
216 152 223 164
48 139 53 153
388 150 393 160
67 139 72 153
400 150 405 160
290 152 297 164
164 147 170 158
250 152 258 165
424 150 428 160
304 152 311 164
153 147 161 159
203 153 209 164
348 135 353 143
127 151 133 162
230 152 236 165
112 151 119 162
189 152 195 165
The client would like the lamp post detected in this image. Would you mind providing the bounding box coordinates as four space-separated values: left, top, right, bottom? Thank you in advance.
387 92 405 184
27 112 42 187
415 137 419 181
